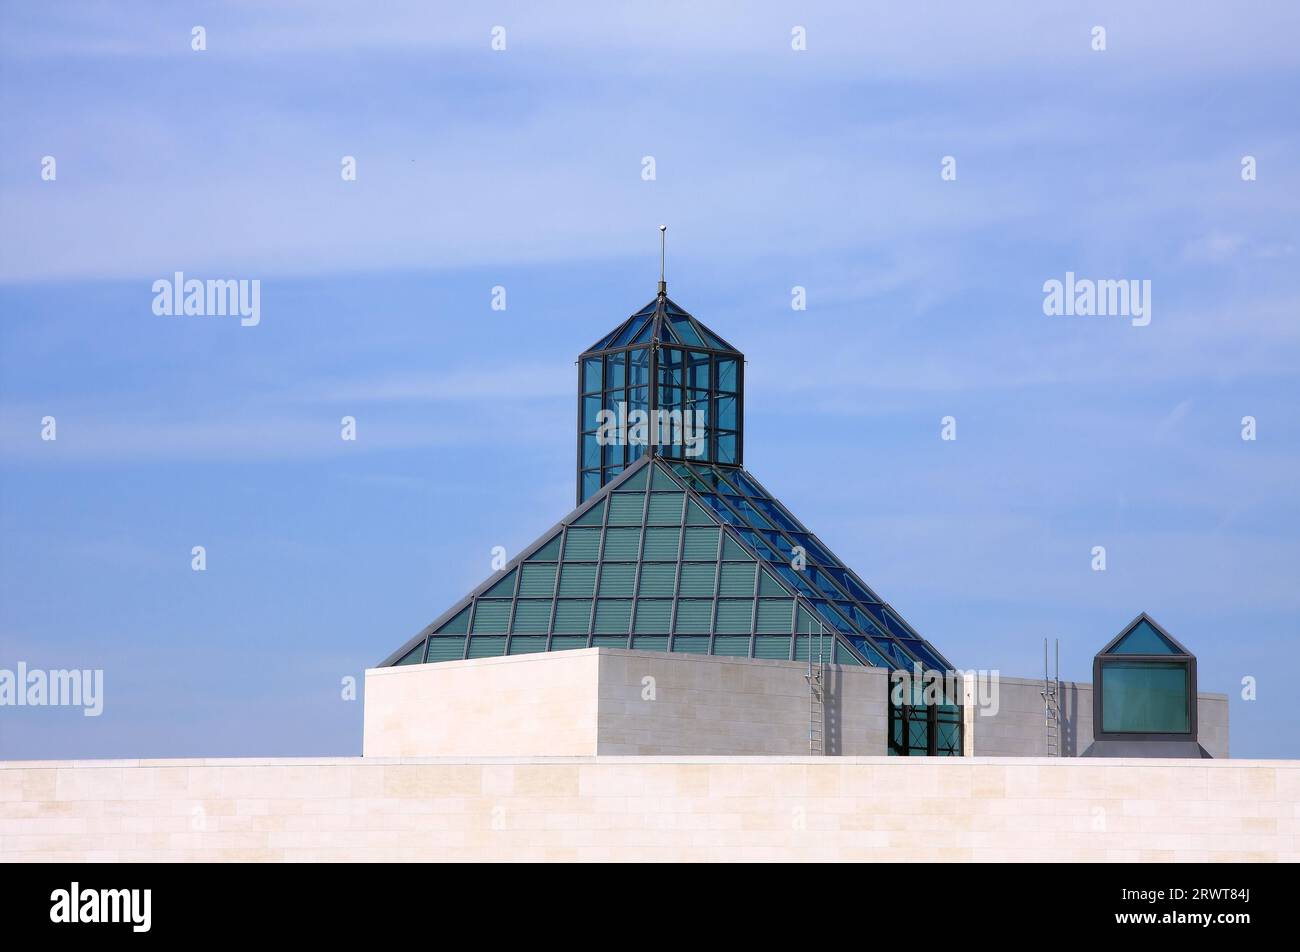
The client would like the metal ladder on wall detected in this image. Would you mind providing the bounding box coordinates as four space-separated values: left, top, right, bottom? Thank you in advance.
806 623 827 755
1041 638 1061 757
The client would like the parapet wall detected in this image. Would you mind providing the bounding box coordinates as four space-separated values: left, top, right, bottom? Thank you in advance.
2 756 1294 862
969 676 1229 758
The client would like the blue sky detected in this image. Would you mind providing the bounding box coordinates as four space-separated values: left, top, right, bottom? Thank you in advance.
1 2 1297 758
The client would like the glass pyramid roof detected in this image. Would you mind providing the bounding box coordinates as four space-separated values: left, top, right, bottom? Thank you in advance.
382 455 954 672
584 295 741 355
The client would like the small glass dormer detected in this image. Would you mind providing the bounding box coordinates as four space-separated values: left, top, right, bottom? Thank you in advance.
577 292 743 502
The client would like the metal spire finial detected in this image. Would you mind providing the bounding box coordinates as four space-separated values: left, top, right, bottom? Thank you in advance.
657 224 667 295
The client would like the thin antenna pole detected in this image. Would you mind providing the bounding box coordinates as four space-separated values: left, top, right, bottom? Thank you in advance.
658 224 667 295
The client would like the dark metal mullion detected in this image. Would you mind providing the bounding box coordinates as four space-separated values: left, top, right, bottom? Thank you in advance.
667 475 688 650
748 562 758 659
461 598 476 660
502 552 524 656
575 357 584 505
707 517 722 656
545 524 568 651
625 470 652 648
586 491 610 647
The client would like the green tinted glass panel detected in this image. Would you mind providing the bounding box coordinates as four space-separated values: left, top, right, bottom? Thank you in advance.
721 535 751 561
753 635 791 660
553 599 592 633
594 599 632 634
634 599 672 633
617 465 649 491
795 605 819 635
550 635 589 651
633 636 668 652
467 636 506 658
572 501 605 526
758 569 786 596
395 641 425 665
563 529 601 561
650 464 678 489
672 635 709 654
794 635 830 663
642 527 681 559
713 635 750 657
558 563 596 596
674 599 713 633
756 599 794 633
518 564 556 597
470 601 510 633
715 599 754 634
511 599 551 633
1101 661 1190 733
508 635 547 655
426 636 466 661
834 640 864 665
719 562 756 596
638 563 676 597
678 563 716 597
483 570 516 598
682 527 720 560
646 492 685 524
685 499 714 525
436 607 470 634
590 635 626 649
528 534 561 561
603 527 641 560
608 493 644 525
598 563 636 596
1110 619 1182 655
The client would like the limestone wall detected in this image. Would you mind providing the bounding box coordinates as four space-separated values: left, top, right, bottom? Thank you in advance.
2 756 1294 862
363 649 888 758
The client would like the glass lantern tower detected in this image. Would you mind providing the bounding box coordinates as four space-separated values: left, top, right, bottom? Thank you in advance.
577 291 743 502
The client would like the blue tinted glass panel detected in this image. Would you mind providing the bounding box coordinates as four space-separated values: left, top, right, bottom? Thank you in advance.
632 319 655 344
809 599 854 633
687 350 710 387
671 316 704 347
717 358 738 391
582 357 602 393
899 639 949 672
695 325 730 350
729 471 765 498
752 498 798 531
629 348 651 386
612 316 648 348
787 533 834 565
608 352 626 388
658 348 683 385
716 396 737 430
843 635 889 668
